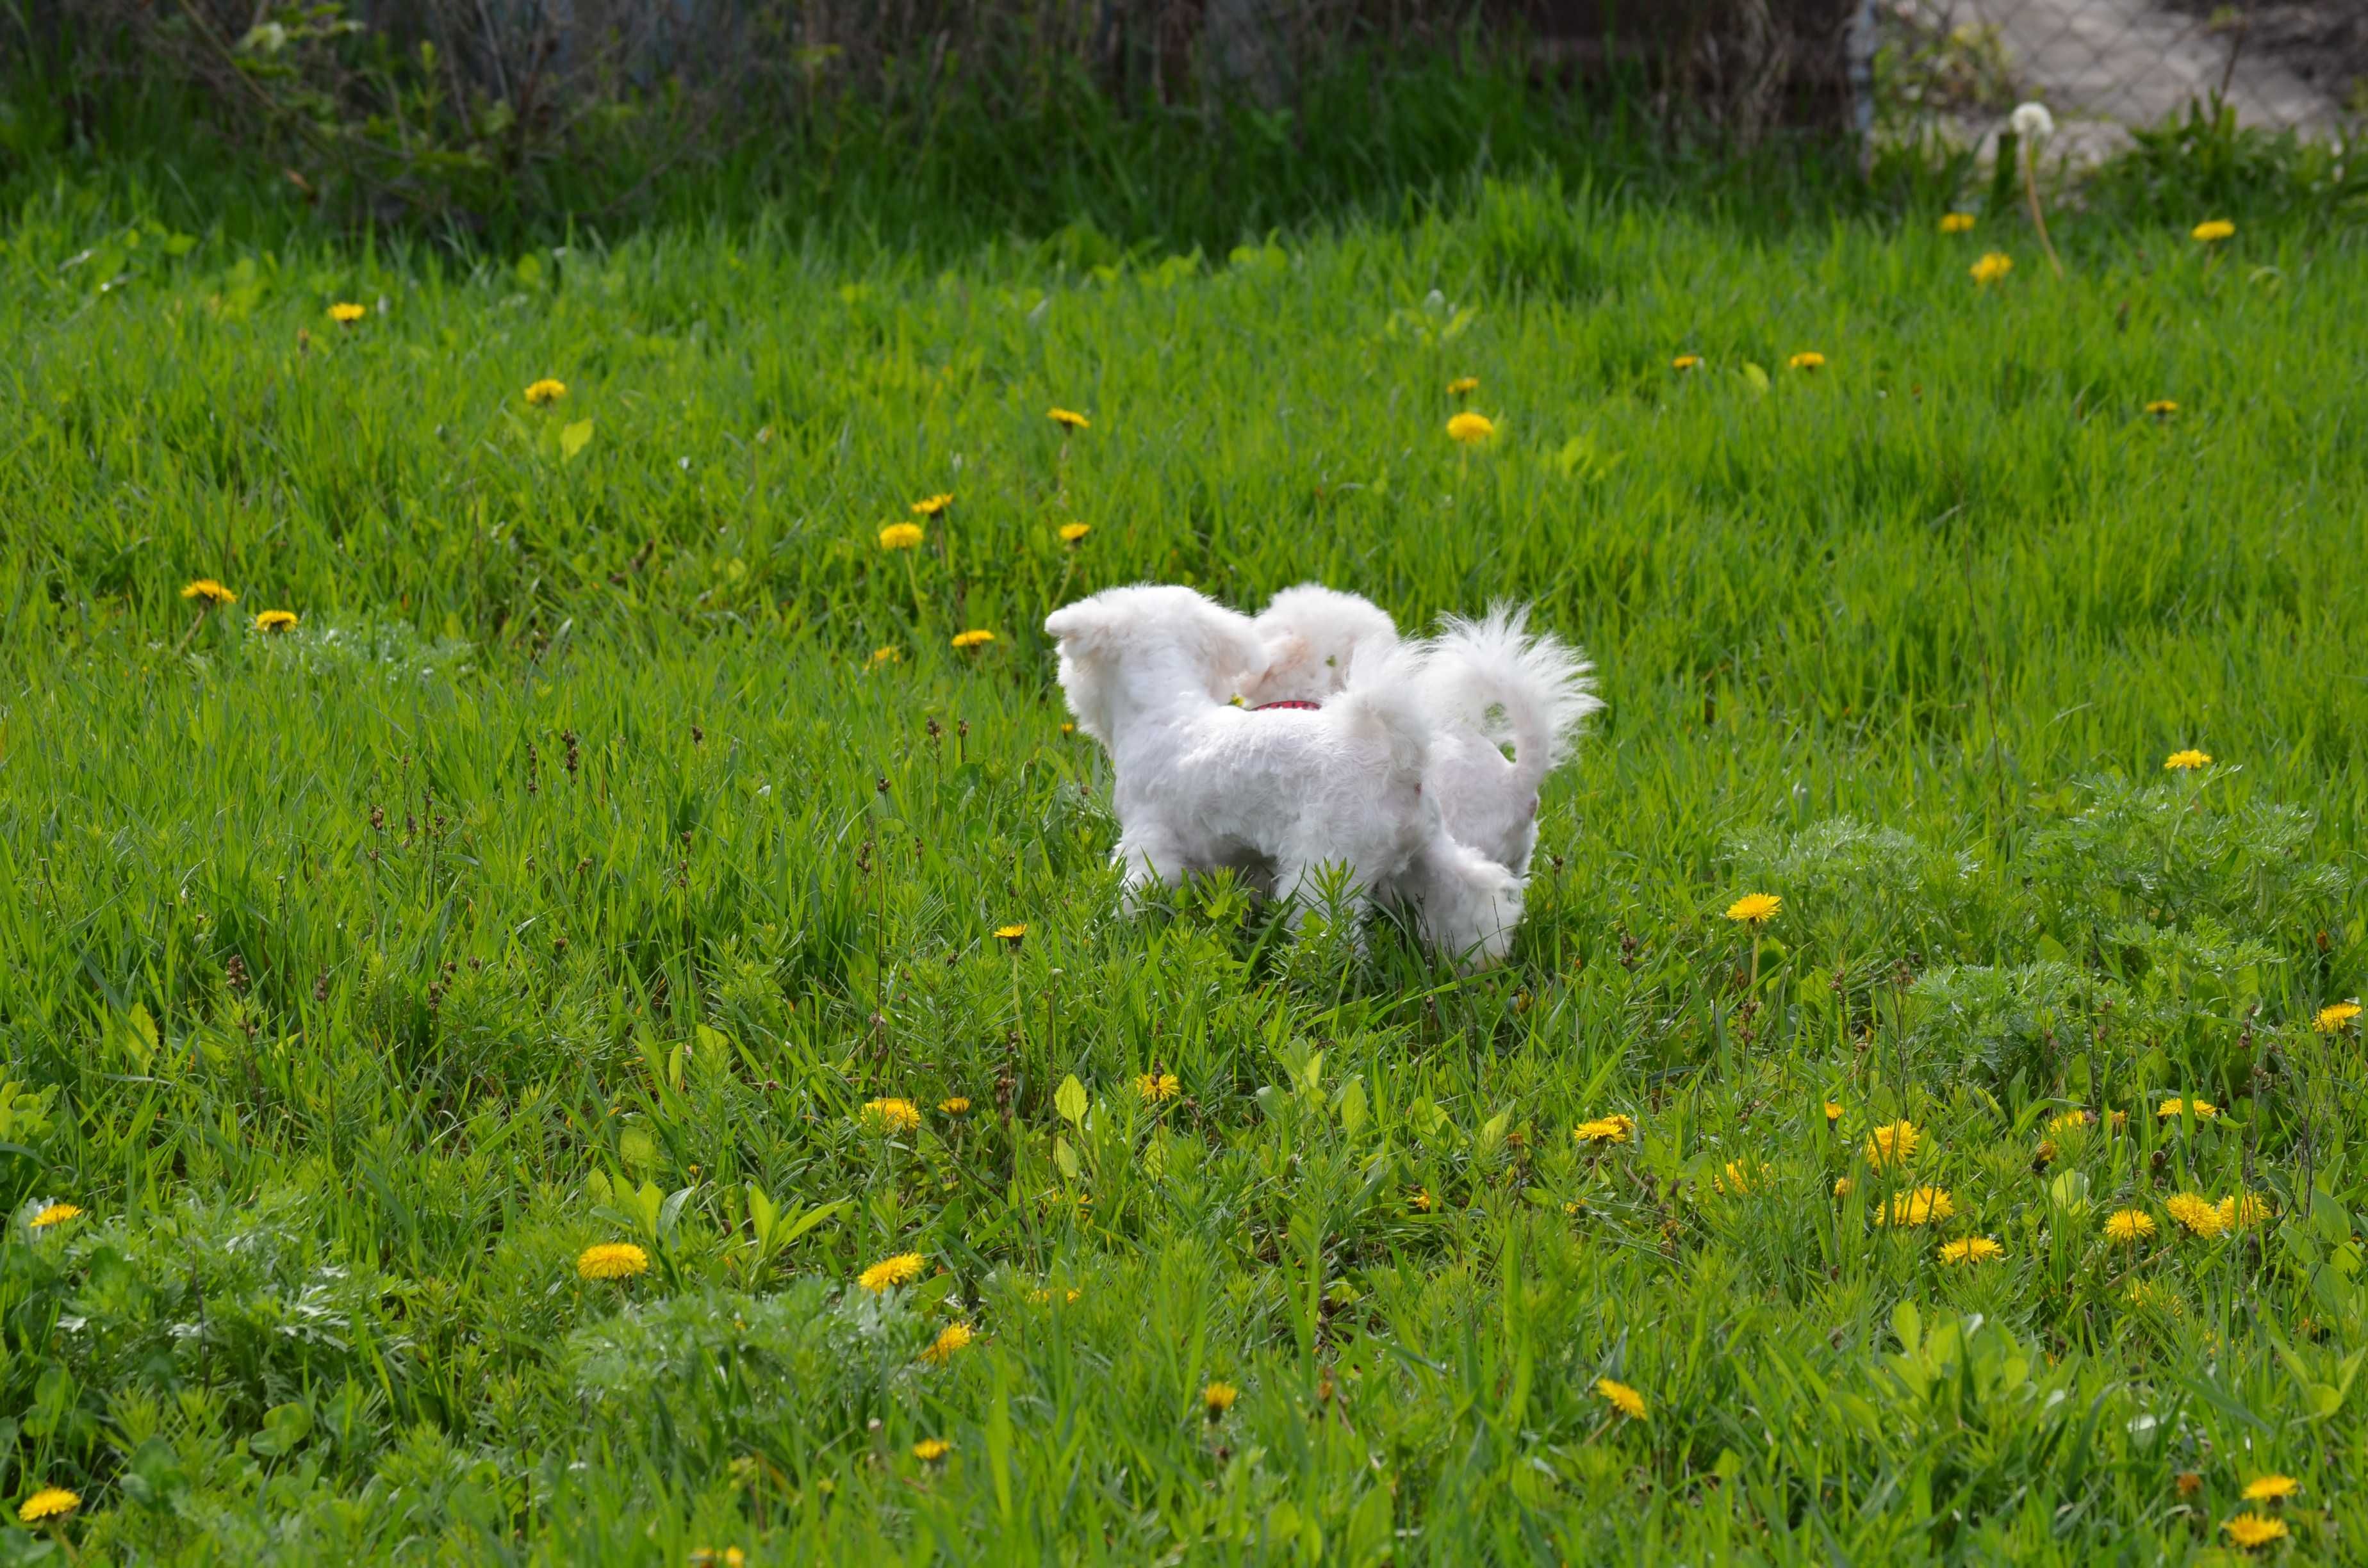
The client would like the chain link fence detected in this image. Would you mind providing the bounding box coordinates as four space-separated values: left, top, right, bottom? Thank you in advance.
1867 0 2360 159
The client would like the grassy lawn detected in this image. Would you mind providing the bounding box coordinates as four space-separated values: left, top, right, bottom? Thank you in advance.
3 167 2366 1562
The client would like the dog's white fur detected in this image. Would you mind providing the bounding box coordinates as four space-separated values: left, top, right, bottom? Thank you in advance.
1046 584 1524 965
1241 585 1600 874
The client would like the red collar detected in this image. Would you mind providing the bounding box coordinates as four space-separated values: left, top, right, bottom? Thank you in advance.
1249 699 1322 712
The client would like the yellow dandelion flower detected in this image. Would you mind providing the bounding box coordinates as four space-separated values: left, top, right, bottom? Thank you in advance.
2164 749 2212 771
1672 354 1702 371
1446 376 1480 396
2034 1139 2058 1166
878 522 924 550
1865 1121 1921 1168
2165 1192 2226 1238
2104 1208 2156 1243
2242 1474 2300 1503
1445 411 1496 445
2146 399 2180 418
1408 1188 1435 1213
1788 351 1825 370
1939 212 1977 234
1832 1177 1854 1198
919 1321 975 1366
1879 1186 1955 1227
2158 1097 2217 1122
859 1252 926 1292
1969 252 2014 286
576 1242 650 1280
1713 1159 1770 1195
2192 220 2236 243
1595 1378 1647 1420
327 302 366 324
2176 1471 2203 1498
950 629 995 649
253 610 299 633
1058 522 1090 544
181 578 237 606
938 1097 971 1115
2223 1514 2287 1548
912 494 953 516
2219 1193 2273 1230
1203 1381 1238 1419
1137 1071 1181 1103
2125 1278 2180 1314
1725 893 1782 924
992 924 1026 947
2046 1109 2094 1136
912 1437 951 1463
524 378 568 405
1939 1236 2005 1264
1574 1115 1635 1145
862 1097 923 1134
867 646 902 669
1823 1101 1843 1123
2313 1001 2361 1034
17 1488 79 1524
1048 407 1090 430
28 1203 83 1230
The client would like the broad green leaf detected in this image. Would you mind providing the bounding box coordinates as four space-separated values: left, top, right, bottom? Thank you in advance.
1337 1078 1368 1139
251 1401 313 1457
560 418 593 461
746 1183 780 1246
776 1197 848 1246
1055 1074 1087 1125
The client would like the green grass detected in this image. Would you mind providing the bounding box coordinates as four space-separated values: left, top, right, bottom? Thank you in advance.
3 159 2367 1564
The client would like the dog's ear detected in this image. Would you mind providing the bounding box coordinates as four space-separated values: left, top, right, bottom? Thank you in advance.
1193 599 1269 673
1254 630 1313 685
1195 605 1269 686
1044 600 1114 653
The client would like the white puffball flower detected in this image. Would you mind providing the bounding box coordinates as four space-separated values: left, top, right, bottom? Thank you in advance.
2009 102 2055 142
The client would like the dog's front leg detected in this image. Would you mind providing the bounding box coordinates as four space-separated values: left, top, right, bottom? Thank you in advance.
1113 828 1193 915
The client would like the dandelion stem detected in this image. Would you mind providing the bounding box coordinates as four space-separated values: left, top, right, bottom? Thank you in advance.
2022 146 2064 280
172 602 213 658
901 551 928 635
1009 945 1029 1099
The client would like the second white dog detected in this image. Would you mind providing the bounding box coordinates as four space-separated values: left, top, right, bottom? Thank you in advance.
1046 584 1525 965
1240 584 1599 876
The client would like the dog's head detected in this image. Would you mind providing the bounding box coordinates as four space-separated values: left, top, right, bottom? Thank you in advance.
1044 584 1265 744
1246 584 1400 704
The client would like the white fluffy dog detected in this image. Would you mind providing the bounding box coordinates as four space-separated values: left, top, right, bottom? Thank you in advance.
1240 584 1599 876
1045 584 1524 965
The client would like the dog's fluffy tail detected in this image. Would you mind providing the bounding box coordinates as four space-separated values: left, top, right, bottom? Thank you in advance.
1328 640 1433 781
1418 606 1600 794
